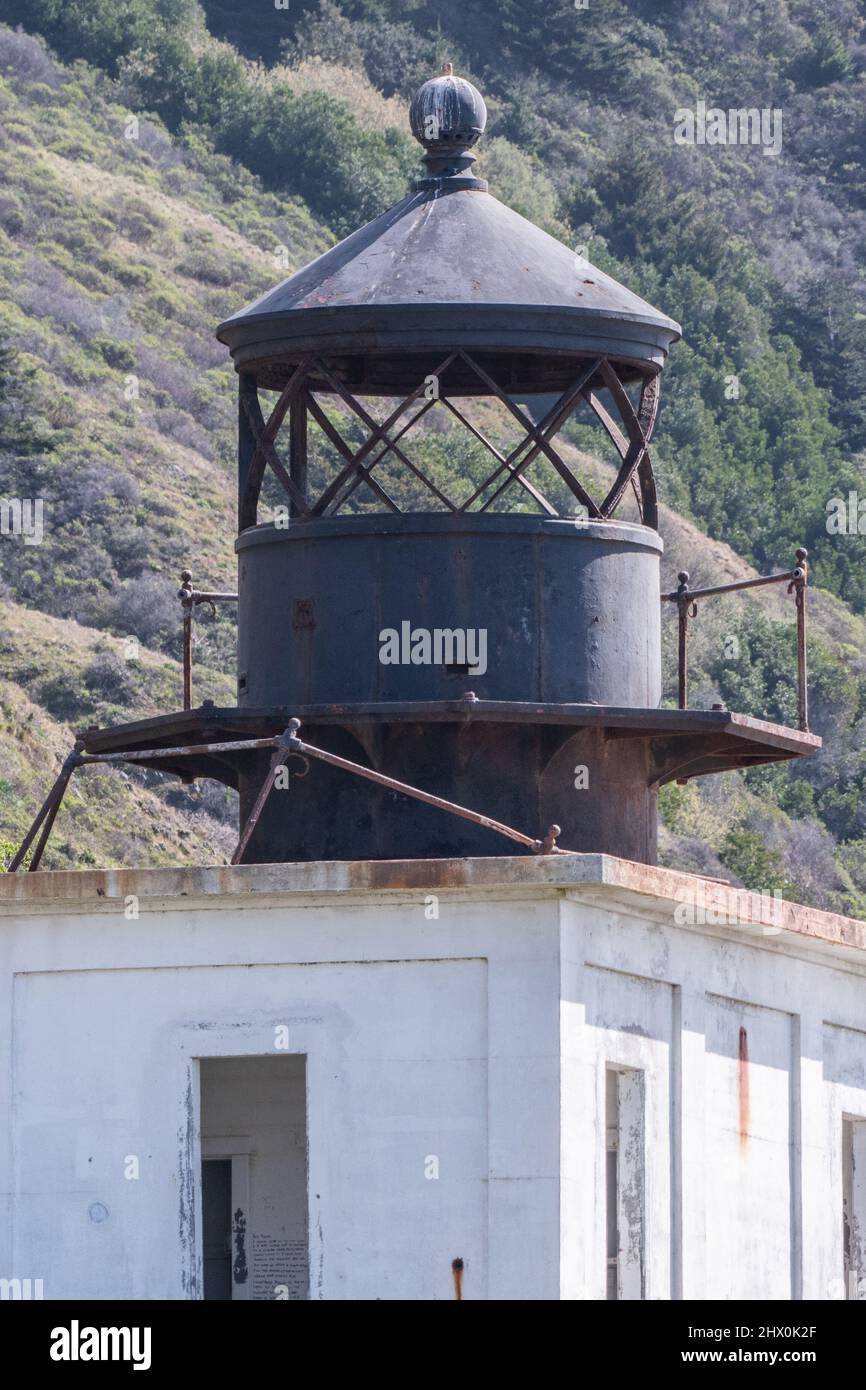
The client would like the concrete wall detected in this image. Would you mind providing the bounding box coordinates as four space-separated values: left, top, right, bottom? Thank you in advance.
559 889 866 1301
1 855 865 1301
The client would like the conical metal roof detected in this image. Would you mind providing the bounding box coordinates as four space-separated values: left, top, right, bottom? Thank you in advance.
217 71 680 394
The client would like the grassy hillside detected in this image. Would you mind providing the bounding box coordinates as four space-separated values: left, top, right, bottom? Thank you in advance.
0 600 236 868
0 11 864 911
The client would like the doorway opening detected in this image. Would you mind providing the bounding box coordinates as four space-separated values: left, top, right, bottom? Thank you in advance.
199 1055 308 1300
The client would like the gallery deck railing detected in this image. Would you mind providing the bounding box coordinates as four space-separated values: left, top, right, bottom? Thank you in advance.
661 547 809 732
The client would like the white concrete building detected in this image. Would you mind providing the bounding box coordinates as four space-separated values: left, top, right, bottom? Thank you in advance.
2 853 865 1301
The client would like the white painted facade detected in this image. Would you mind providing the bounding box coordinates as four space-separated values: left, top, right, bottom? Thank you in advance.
1 854 865 1301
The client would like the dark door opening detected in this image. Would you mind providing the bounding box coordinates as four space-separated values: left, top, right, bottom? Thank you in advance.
202 1159 232 1301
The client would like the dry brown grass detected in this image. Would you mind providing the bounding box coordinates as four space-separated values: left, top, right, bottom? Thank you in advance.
270 59 407 134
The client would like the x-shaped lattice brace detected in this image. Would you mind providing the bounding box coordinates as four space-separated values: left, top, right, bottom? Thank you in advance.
236 352 661 528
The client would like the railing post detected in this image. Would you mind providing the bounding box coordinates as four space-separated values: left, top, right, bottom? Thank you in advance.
793 547 809 732
664 546 811 734
179 568 193 711
676 570 691 710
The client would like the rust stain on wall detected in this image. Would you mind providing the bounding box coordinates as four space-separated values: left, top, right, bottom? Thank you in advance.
738 1025 750 1146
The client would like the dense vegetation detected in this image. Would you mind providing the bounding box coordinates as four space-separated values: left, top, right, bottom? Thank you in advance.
0 4 863 909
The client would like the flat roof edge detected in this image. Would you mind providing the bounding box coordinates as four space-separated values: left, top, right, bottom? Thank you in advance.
0 855 863 957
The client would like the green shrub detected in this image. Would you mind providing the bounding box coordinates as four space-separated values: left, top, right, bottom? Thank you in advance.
720 828 795 897
92 335 136 371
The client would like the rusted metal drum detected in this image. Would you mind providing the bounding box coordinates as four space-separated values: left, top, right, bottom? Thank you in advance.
236 514 662 710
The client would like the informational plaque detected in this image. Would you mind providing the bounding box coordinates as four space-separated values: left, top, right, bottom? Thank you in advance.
251 1235 308 1300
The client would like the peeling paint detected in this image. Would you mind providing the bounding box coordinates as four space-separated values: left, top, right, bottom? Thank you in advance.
315 1200 324 1300
178 1070 198 1298
233 1208 248 1284
617 1072 646 1300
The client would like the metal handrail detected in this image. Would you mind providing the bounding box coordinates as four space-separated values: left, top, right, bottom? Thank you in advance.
661 547 809 731
177 569 238 710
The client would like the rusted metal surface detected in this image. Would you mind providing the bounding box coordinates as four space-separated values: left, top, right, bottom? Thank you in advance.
597 359 653 517
227 345 653 527
326 398 436 516
203 71 682 872
281 718 573 859
541 824 562 855
239 361 311 525
78 736 281 765
13 694 811 867
28 768 72 873
77 699 823 742
441 397 556 515
289 386 308 517
7 745 82 872
456 352 603 516
180 570 194 711
673 572 696 711
237 515 663 709
230 731 293 866
581 376 659 528
177 569 238 712
306 358 452 515
662 549 810 731
661 560 807 604
792 548 809 732
74 700 821 766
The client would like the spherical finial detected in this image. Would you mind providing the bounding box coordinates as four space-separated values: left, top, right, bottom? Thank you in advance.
795 546 808 563
677 570 690 586
409 69 487 189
